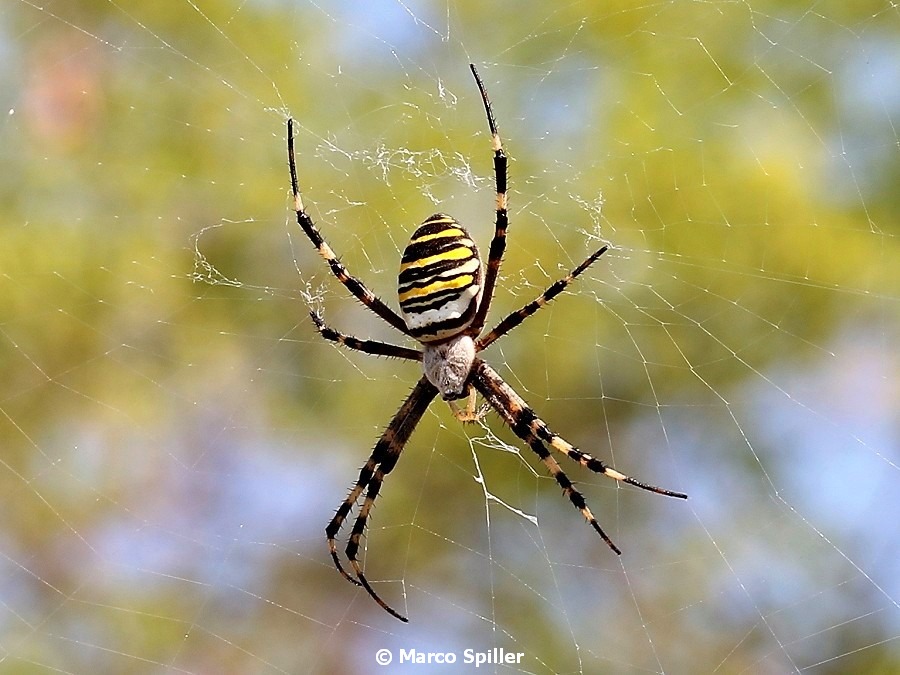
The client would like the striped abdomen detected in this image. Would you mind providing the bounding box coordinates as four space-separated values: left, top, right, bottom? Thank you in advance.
398 213 482 342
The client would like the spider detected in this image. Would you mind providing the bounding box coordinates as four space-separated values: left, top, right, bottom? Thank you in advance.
287 64 687 622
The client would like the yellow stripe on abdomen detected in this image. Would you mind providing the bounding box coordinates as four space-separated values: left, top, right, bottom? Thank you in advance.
398 242 474 273
399 273 476 304
408 227 465 245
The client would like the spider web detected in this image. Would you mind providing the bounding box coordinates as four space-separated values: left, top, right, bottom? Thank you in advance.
2 1 898 672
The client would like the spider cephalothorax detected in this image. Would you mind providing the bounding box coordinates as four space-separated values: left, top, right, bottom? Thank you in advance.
287 64 687 622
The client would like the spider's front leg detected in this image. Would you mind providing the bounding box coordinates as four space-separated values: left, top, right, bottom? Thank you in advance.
325 376 438 623
470 358 687 554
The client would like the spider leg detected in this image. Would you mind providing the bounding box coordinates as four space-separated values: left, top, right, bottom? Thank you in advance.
287 119 411 336
467 64 508 336
469 360 622 553
477 245 609 352
325 376 438 622
470 359 687 554
309 312 422 361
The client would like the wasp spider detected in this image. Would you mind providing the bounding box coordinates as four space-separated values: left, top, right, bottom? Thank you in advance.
287 64 687 622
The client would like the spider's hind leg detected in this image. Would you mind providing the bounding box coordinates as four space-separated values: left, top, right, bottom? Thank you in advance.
287 119 411 336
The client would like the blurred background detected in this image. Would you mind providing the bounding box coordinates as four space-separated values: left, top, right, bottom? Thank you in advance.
1 1 897 672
